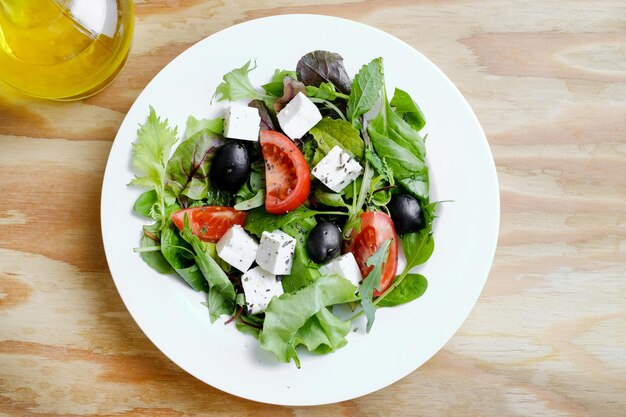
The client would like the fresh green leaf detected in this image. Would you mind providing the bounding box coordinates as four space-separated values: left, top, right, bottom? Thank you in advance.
183 115 223 140
128 107 179 226
165 128 224 202
390 88 426 131
213 60 269 102
138 233 175 274
293 307 351 354
377 274 427 307
180 216 236 322
309 117 364 160
205 187 233 206
234 189 265 211
160 226 206 291
259 275 358 366
273 76 306 112
262 69 298 97
358 239 391 333
296 50 352 94
244 206 318 238
402 230 435 272
133 190 157 218
347 58 384 130
280 217 320 292
313 189 350 208
306 82 349 101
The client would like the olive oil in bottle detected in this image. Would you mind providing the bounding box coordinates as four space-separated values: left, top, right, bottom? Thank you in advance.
0 0 134 100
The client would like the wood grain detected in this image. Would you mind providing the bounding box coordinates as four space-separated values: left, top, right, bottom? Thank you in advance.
1 0 625 415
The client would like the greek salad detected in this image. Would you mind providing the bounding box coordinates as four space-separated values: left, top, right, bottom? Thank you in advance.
130 51 437 367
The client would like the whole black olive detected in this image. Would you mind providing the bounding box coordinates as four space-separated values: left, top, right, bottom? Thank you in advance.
210 142 251 191
388 194 424 234
307 221 342 263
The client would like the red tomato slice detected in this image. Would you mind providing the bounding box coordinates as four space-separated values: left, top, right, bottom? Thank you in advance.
260 130 311 214
346 211 399 296
171 206 247 242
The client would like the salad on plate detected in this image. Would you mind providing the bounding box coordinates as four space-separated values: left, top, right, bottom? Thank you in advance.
129 50 438 367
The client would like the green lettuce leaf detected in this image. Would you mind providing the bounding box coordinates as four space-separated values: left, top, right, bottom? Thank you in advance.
259 275 358 367
309 117 364 160
183 115 223 139
390 88 426 131
233 189 265 211
262 69 298 97
128 107 179 226
160 226 206 291
347 57 384 130
358 239 391 333
137 233 175 274
244 206 318 238
293 307 351 354
133 189 157 218
213 60 269 102
305 82 349 101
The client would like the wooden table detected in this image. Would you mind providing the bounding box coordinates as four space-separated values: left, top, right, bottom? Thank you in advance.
1 1 625 415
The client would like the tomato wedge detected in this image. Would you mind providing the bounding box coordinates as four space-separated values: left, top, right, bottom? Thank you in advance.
346 211 399 296
171 206 247 242
260 130 311 214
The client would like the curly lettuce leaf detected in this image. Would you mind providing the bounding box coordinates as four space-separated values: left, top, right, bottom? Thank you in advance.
259 275 357 367
293 307 351 354
213 60 269 102
183 115 223 139
128 107 178 225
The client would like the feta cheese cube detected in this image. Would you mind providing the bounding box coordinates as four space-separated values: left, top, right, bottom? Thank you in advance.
223 105 261 141
241 266 284 314
311 146 363 192
319 252 362 289
216 225 258 273
255 230 296 275
276 92 322 139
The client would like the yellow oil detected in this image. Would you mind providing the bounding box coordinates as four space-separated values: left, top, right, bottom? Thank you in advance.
0 0 134 100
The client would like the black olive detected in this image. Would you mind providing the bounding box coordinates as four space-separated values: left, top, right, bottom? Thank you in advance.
307 221 342 263
210 142 251 191
388 194 424 234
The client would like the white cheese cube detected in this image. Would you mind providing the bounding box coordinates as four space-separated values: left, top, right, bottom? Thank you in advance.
311 146 363 192
255 230 296 275
276 92 322 139
319 252 362 289
223 105 261 141
216 225 258 273
241 266 284 314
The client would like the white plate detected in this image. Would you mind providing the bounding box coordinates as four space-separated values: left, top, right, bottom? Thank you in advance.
101 14 499 406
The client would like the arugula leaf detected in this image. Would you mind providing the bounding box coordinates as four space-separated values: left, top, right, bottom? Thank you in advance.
309 117 365 160
183 115 223 140
259 275 357 367
280 217 320 292
181 216 236 322
165 127 225 202
358 239 391 333
368 88 429 200
306 82 349 101
390 88 426 131
296 50 352 94
377 274 427 307
133 190 157 218
160 226 206 291
262 69 298 97
347 58 384 130
129 107 178 226
213 60 269 102
293 307 351 354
